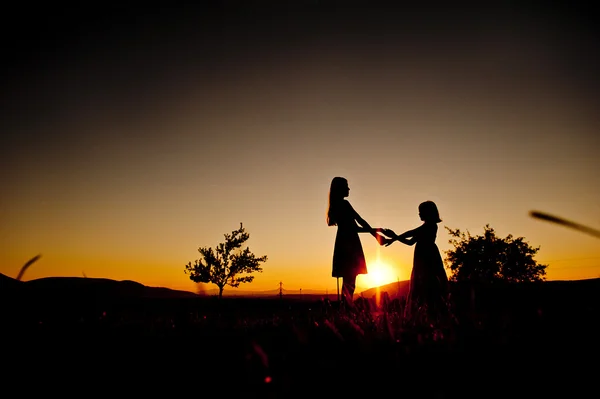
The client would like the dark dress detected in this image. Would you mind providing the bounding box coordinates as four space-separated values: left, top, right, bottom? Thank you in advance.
331 200 368 278
406 222 448 314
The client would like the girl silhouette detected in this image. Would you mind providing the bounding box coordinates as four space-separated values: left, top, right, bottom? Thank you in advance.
382 200 449 319
327 177 384 309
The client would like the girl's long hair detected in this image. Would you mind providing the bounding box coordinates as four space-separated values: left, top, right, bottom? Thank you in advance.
327 177 347 226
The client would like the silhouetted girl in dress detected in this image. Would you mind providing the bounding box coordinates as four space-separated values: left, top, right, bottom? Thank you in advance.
327 177 384 309
383 201 448 319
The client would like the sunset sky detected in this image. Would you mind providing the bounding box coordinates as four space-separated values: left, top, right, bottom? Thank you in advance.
1 2 598 294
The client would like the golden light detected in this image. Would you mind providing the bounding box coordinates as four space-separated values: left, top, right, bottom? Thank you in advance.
366 259 397 288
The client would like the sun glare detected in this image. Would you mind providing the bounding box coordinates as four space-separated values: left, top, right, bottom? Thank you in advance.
366 260 396 288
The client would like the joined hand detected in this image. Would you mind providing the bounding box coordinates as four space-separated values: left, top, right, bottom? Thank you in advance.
374 232 388 246
373 228 396 246
375 228 397 238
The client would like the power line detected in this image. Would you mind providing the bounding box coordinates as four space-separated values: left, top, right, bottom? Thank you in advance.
538 256 600 263
548 265 600 270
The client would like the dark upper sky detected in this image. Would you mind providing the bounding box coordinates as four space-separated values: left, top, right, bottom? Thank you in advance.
4 1 598 194
2 2 598 174
3 2 598 106
3 2 599 118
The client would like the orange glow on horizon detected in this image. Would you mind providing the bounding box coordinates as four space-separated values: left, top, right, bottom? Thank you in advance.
361 258 400 289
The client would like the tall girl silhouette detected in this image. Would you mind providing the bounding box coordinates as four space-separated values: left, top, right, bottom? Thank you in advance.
327 177 384 308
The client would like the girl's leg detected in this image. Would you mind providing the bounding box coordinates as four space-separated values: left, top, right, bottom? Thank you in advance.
342 274 357 308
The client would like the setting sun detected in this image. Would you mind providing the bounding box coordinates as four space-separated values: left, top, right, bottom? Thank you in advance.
364 260 397 288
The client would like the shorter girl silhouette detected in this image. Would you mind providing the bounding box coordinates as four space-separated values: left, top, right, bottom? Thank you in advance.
382 201 449 319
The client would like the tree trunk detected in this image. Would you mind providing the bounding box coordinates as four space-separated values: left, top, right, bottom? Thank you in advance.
218 285 224 298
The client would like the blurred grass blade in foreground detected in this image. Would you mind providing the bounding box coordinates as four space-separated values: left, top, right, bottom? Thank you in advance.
16 254 41 281
530 211 600 239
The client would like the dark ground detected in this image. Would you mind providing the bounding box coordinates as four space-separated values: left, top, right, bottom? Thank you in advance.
2 278 599 398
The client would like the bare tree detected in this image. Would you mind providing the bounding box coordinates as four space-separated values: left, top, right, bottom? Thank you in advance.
184 223 267 298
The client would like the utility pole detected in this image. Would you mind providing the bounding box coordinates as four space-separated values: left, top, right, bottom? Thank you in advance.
279 281 283 300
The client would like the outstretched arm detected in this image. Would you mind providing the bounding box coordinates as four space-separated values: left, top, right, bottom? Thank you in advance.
382 235 416 247
349 204 385 242
385 226 422 246
393 236 416 246
356 216 386 243
355 216 374 233
397 227 419 240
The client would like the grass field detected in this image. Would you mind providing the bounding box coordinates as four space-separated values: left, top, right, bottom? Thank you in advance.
2 277 599 398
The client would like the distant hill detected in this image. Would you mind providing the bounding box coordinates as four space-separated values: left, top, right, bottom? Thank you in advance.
360 277 600 296
0 273 199 301
359 280 411 300
3 272 600 306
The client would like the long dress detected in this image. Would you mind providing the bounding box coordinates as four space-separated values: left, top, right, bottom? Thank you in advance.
331 200 368 278
406 222 448 314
